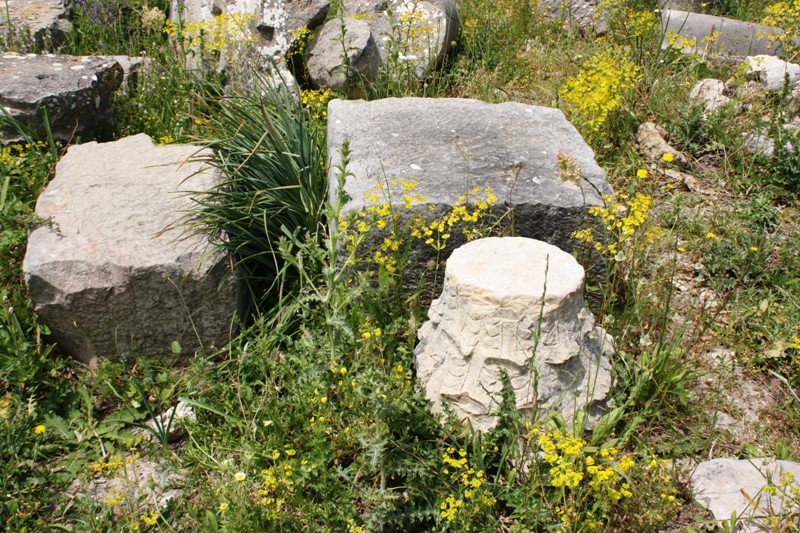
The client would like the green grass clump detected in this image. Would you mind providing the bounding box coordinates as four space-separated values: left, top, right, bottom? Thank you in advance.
190 76 328 313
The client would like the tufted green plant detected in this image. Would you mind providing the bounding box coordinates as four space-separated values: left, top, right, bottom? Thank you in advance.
190 74 328 315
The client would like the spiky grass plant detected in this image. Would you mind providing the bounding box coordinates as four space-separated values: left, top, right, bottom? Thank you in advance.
191 74 328 314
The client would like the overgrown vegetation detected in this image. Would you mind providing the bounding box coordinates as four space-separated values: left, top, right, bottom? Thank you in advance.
2 0 800 530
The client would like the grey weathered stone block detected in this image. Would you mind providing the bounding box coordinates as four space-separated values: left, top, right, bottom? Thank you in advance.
0 0 72 50
0 54 123 143
327 97 613 279
24 134 239 367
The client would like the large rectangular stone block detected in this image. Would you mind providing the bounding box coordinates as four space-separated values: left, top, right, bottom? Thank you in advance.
327 97 613 284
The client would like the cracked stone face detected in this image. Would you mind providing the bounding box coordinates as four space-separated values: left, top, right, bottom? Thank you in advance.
414 237 613 432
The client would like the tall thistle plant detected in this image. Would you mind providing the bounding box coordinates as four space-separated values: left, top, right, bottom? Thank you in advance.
191 74 328 315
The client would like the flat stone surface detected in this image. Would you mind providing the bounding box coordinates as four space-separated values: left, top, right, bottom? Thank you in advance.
445 237 584 305
0 0 71 49
0 53 122 142
414 237 613 432
24 134 239 367
328 97 612 263
662 10 784 59
692 458 800 531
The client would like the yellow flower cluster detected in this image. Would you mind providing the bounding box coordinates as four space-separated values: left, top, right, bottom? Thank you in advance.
140 510 159 526
359 321 382 341
288 26 312 57
341 179 498 277
300 89 334 121
104 489 125 507
168 13 257 65
762 1 800 61
0 143 41 167
390 363 410 386
573 188 663 259
340 178 426 273
439 448 494 523
409 186 497 251
529 425 637 529
396 8 435 60
646 456 682 513
89 454 127 474
664 31 697 51
560 44 641 132
258 452 314 520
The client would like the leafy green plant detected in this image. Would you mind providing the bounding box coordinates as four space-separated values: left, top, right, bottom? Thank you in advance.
64 0 170 56
667 104 732 158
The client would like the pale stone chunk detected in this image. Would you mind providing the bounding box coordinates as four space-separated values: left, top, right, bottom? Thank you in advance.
24 134 239 367
692 458 800 532
414 237 613 432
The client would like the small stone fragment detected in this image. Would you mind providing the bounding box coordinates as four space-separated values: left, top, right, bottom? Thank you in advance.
689 79 731 112
746 55 800 93
637 122 689 166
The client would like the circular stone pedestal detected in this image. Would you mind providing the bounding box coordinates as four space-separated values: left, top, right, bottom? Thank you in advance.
413 237 613 432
